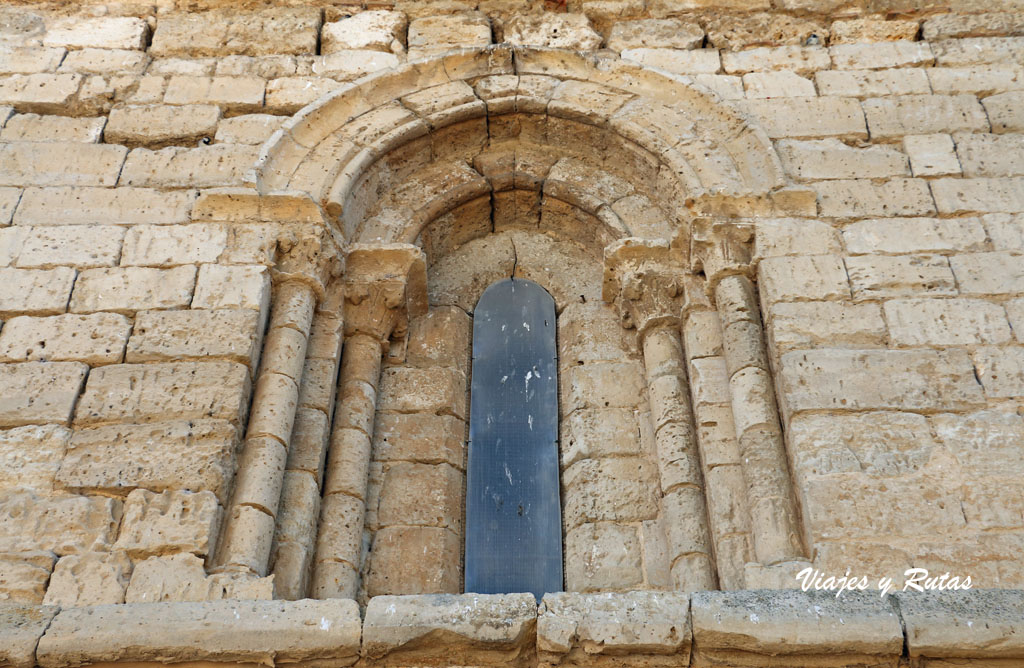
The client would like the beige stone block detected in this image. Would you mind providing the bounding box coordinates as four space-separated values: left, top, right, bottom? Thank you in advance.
902 134 961 177
214 114 283 145
983 91 1024 133
863 95 989 138
406 14 492 58
606 18 703 51
972 345 1024 399
560 407 641 468
738 97 865 139
923 12 1024 40
406 305 471 368
0 551 56 604
950 251 1024 295
371 412 464 469
558 302 632 364
814 68 931 97
128 307 262 364
1008 298 1024 340
830 19 920 44
310 52 400 83
106 104 220 148
829 41 933 70
621 48 720 74
128 555 271 602
933 37 1024 67
377 366 467 419
683 311 724 360
0 362 86 427
0 313 130 365
70 266 196 314
149 59 215 76
0 424 69 495
322 11 407 54
114 489 220 559
982 213 1024 251
846 254 956 300
119 145 260 188
0 142 126 187
285 407 329 476
0 187 19 226
562 457 659 528
0 113 105 143
562 360 645 414
16 225 124 269
844 216 987 254
120 223 227 267
932 408 1024 476
886 298 1012 346
59 48 148 75
58 419 237 503
264 76 345 114
74 361 251 427
0 600 59 667
0 491 121 556
932 177 1024 214
768 301 886 351
955 132 1024 177
0 47 65 75
215 55 303 78
692 73 744 100
689 357 731 408
929 65 1024 96
43 17 148 50
758 255 850 303
753 218 842 259
661 486 713 559
705 464 752 537
706 13 824 51
503 14 601 50
564 523 643 593
377 462 462 531
776 138 907 181
363 526 460 596
150 9 322 58
742 71 815 98
0 267 75 317
721 45 830 74
779 348 985 414
0 73 82 115
817 178 936 217
192 263 270 311
42 552 131 607
0 227 26 266
13 186 195 226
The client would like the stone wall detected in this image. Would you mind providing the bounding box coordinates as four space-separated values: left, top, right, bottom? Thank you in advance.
0 0 1022 618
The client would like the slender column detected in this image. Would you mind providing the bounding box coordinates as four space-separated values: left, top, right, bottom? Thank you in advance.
213 280 317 576
714 274 803 565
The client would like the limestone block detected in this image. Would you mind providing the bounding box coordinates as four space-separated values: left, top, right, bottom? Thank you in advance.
503 14 601 50
1008 298 1024 339
0 313 130 365
0 47 65 75
948 251 1024 296
956 132 1024 177
830 41 933 70
43 17 148 50
923 12 1024 41
932 409 1024 476
538 591 690 666
13 186 195 226
0 227 25 266
407 14 492 58
691 590 902 663
161 76 265 114
776 138 908 181
59 48 148 75
901 134 961 177
0 187 18 225
0 113 105 143
42 552 131 607
683 311 724 360
753 218 842 259
127 308 262 368
849 217 987 255
428 234 515 311
106 104 220 148
122 553 202 602
705 464 751 536
264 76 345 114
119 145 260 189
768 301 886 351
738 97 866 139
0 602 58 667
114 489 220 559
886 298 1012 346
863 95 989 138
560 408 641 468
371 412 464 469
39 598 360 666
122 223 228 268
929 64 1024 96
621 48 721 74
70 266 196 314
815 68 931 97
894 590 1024 660
815 178 935 217
0 552 55 604
721 46 830 73
563 523 643 593
972 345 1024 398
74 361 251 427
377 366 467 419
843 253 954 299
933 37 1024 67
192 263 270 311
214 114 283 145
406 305 471 368
689 357 731 408
0 73 82 115
0 267 74 317
150 9 322 58
0 142 126 187
362 593 536 665
779 349 985 414
0 362 86 427
983 91 1024 132
16 225 124 269
562 457 659 528
758 255 850 303
215 55 304 78
322 11 407 54
364 526 460 597
606 19 703 51
830 19 920 43
742 71 815 98
0 491 121 555
932 177 1024 214
558 302 632 365
692 74 744 99
706 13 825 51
562 361 644 414
310 52 400 83
377 462 462 531
0 424 70 495
58 418 237 503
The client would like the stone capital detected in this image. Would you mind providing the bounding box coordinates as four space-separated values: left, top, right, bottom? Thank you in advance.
602 238 688 337
342 243 428 344
691 218 754 288
273 224 344 298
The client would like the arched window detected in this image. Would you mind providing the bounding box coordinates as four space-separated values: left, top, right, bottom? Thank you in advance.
464 278 563 601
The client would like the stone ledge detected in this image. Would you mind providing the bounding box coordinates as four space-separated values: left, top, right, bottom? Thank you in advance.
896 590 1024 660
34 599 361 668
0 604 59 668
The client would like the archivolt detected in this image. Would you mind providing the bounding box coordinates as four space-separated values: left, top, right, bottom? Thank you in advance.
251 45 787 257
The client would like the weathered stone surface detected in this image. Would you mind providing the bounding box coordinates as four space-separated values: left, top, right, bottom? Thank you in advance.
377 462 462 531
150 9 322 58
362 593 537 665
815 178 935 217
364 526 461 597
119 145 259 189
621 48 721 74
0 424 69 495
371 412 464 469
0 268 70 316
932 177 1024 214
37 598 361 667
923 12 1024 41
162 76 265 113
0 552 54 604
815 68 931 97
903 133 961 176
0 362 87 427
564 523 643 593
406 305 471 369
758 255 850 303
0 142 126 188
983 91 1024 133
114 489 220 559
0 602 58 666
830 19 920 43
214 114 283 145
742 71 815 98
562 361 645 414
898 590 1024 659
769 301 886 351
706 13 826 50
377 366 467 419
192 264 270 311
972 345 1024 398
70 266 196 315
886 298 1012 346
606 19 703 51
0 313 129 365
120 223 227 267
16 225 124 269
57 420 237 503
776 138 908 181
0 47 64 75
106 104 220 148
123 552 266 603
503 14 601 50
0 491 120 556
0 73 82 115
13 187 195 226
127 308 262 368
0 113 105 143
863 94 989 138
949 251 1024 295
561 408 641 468
311 52 401 84
42 551 131 607
322 11 408 54
830 41 933 70
721 46 830 73
43 17 148 51
407 14 492 58
738 98 866 139
563 457 658 528
956 132 1024 177
59 48 148 75
753 218 842 260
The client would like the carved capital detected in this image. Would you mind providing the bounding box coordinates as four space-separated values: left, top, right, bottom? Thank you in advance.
691 218 754 287
602 238 688 336
342 243 428 344
273 224 344 298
